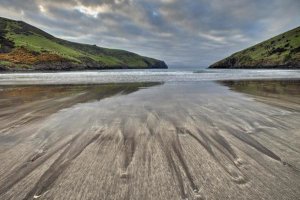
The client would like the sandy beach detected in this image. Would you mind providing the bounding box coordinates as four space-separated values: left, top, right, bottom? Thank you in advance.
0 80 299 200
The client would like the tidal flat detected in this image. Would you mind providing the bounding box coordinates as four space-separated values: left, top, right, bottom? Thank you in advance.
0 80 299 200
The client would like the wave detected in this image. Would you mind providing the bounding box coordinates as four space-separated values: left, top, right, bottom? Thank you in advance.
0 69 299 85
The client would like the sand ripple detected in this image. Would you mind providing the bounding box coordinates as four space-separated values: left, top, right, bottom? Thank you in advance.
0 81 299 200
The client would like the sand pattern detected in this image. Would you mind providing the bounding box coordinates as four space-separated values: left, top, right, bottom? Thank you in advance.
0 81 299 200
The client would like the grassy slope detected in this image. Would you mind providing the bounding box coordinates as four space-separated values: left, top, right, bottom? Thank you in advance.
0 17 167 70
210 27 300 68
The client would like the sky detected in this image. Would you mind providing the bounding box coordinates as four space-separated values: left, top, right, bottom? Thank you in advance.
0 0 299 67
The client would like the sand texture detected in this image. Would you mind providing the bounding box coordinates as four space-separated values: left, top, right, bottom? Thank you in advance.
0 81 299 200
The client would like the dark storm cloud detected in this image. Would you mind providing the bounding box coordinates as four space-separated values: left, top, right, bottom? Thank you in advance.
0 0 299 66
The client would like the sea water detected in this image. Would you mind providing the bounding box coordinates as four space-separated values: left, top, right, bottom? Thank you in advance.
0 68 299 85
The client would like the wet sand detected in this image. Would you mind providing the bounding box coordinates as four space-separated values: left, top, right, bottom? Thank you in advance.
0 80 299 200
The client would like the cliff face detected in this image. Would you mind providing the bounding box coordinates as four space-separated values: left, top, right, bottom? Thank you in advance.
210 27 300 69
0 17 168 71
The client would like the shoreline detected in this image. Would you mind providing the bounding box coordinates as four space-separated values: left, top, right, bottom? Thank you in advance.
0 69 299 86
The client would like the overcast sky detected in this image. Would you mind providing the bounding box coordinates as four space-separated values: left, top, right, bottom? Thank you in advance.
0 0 299 67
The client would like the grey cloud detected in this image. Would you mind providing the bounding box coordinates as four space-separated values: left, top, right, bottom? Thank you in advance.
0 0 299 66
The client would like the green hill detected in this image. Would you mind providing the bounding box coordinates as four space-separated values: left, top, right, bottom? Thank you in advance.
0 17 167 71
210 27 300 69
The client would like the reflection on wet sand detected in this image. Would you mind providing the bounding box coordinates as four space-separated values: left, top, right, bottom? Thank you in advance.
0 81 299 200
220 80 300 106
